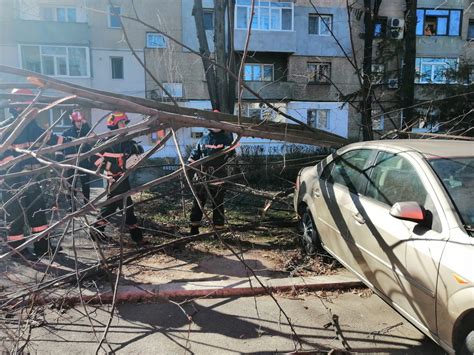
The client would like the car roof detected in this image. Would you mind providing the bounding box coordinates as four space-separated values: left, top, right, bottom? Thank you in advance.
344 139 474 159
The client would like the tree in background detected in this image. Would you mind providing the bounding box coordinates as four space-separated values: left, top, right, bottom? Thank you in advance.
192 0 237 114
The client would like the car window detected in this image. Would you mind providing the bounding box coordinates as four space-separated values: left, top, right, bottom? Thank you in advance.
322 149 372 194
366 152 427 206
428 157 474 229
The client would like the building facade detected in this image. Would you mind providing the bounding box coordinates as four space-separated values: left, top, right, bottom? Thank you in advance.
1 0 471 153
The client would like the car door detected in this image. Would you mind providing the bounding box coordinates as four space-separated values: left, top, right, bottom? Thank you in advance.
315 148 376 280
348 150 445 333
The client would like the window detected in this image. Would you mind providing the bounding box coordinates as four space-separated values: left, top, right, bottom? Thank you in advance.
323 149 373 194
146 33 166 48
40 6 77 22
371 110 384 131
108 5 121 28
49 108 72 128
237 103 282 122
307 109 330 129
111 57 124 79
371 64 385 84
416 9 462 36
203 9 214 31
20 45 89 77
307 62 331 83
308 14 332 35
374 17 387 38
163 83 183 98
244 63 273 81
415 57 458 84
235 0 293 31
366 152 428 207
468 20 474 41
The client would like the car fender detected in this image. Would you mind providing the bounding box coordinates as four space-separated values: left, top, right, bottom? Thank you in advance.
447 287 474 347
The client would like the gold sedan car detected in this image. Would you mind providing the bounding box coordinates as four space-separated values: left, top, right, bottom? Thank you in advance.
294 140 474 354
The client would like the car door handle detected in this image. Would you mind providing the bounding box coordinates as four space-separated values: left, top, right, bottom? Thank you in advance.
312 188 321 198
353 213 366 224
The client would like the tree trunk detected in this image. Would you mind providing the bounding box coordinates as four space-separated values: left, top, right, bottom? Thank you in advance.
192 0 219 110
214 1 229 113
360 0 375 141
401 0 417 128
226 0 237 114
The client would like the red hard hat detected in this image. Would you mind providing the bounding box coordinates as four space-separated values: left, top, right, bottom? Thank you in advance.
106 111 129 129
11 88 34 96
70 111 85 122
11 88 34 104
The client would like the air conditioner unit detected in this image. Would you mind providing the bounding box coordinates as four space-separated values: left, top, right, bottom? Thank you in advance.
388 18 405 39
387 78 399 89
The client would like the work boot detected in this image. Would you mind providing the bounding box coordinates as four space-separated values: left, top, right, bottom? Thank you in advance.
33 238 50 257
190 226 200 236
129 227 143 244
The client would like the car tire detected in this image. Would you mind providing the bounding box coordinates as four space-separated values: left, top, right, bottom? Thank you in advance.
460 330 474 355
298 206 321 256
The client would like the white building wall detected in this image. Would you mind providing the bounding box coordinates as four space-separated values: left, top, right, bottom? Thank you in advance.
287 101 349 138
90 49 146 133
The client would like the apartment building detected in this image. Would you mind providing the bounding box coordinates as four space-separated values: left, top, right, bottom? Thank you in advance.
369 0 473 133
142 0 360 152
0 0 147 134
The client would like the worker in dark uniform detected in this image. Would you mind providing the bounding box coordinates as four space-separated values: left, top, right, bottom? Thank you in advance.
62 110 92 210
91 112 144 244
0 88 67 257
187 126 234 235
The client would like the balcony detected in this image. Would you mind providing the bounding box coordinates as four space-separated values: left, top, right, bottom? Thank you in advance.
241 81 296 100
234 30 296 53
13 20 90 45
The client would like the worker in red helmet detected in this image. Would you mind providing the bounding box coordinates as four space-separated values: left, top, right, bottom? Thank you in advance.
0 88 68 258
61 110 93 210
90 112 145 244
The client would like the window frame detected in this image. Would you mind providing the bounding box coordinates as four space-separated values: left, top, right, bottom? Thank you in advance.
243 63 274 82
371 110 385 131
416 8 463 37
203 9 214 31
415 57 459 84
163 83 184 98
146 32 167 48
308 14 333 36
235 0 294 32
307 109 330 130
19 44 90 78
40 6 77 22
108 5 122 29
468 19 474 41
110 56 124 79
307 62 331 84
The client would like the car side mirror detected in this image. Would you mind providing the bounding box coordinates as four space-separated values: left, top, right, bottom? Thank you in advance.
390 202 425 223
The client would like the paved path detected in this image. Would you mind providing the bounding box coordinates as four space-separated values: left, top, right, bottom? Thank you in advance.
19 292 443 354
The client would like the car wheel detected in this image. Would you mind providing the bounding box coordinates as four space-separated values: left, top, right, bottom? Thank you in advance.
460 330 474 355
298 206 321 256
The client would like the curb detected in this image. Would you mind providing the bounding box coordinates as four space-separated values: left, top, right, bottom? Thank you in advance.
39 275 364 307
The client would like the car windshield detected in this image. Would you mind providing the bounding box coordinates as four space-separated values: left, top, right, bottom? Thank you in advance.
428 157 474 233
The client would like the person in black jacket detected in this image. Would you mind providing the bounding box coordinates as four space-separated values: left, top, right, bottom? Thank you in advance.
187 126 234 235
0 88 67 257
62 110 92 209
90 112 144 244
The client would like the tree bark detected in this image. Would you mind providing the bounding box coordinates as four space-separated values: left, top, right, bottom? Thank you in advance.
360 0 376 141
214 1 229 113
193 0 219 109
401 0 417 128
